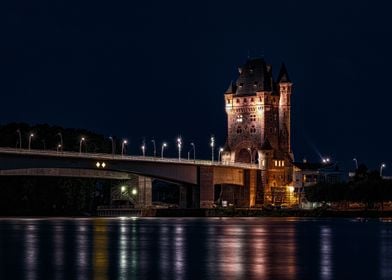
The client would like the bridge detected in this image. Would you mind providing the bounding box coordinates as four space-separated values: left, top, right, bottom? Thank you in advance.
0 147 263 208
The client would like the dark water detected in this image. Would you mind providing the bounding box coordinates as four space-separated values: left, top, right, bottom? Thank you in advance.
0 217 392 280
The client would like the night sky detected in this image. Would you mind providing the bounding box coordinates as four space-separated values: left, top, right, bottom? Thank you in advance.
1 0 392 173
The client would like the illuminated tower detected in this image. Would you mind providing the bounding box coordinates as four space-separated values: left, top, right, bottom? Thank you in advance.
222 58 294 205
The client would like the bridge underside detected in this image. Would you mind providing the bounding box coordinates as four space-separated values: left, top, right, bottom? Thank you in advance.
0 151 264 208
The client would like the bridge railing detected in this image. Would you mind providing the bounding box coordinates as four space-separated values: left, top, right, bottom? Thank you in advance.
0 147 260 169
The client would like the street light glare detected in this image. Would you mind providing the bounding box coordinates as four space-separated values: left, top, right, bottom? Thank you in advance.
132 188 137 195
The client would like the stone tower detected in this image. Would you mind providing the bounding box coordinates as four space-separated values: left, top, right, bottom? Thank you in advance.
222 58 294 205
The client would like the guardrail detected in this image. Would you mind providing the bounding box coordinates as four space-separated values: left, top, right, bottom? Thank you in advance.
0 147 260 169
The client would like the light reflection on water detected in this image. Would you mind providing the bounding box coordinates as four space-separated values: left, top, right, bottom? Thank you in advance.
0 218 391 280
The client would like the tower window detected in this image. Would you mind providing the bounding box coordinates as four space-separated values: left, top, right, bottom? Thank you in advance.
244 98 247 103
250 114 256 121
250 126 256 133
236 115 243 123
251 98 254 102
227 99 231 104
236 99 240 103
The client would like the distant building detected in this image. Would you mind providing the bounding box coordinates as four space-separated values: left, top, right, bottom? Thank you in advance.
221 58 294 205
293 161 344 208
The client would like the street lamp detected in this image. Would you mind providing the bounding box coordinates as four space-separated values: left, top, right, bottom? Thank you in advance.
141 144 146 157
57 132 63 152
177 137 182 160
16 129 22 149
210 136 215 163
191 142 195 161
121 140 127 156
79 137 85 154
151 139 156 157
219 147 224 163
247 147 253 164
57 144 62 152
322 157 330 164
161 142 167 158
353 158 358 170
28 133 34 150
109 136 115 155
380 163 386 177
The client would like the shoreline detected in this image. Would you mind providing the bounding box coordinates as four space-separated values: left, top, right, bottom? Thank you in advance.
2 208 392 218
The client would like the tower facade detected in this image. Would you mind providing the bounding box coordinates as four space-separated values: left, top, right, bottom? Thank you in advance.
222 58 294 205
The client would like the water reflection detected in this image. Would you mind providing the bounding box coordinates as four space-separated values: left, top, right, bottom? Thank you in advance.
0 218 391 280
24 223 38 280
53 222 64 280
320 226 332 280
93 219 108 280
380 227 392 278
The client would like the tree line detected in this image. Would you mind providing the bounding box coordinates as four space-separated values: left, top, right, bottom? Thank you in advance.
305 164 392 209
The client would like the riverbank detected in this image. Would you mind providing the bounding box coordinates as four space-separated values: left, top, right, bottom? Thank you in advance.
94 207 392 218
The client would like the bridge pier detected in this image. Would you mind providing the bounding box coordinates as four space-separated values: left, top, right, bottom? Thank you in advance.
138 176 152 208
179 184 200 208
199 166 214 208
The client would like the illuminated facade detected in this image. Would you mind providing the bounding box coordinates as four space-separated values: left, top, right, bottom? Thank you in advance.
222 58 294 205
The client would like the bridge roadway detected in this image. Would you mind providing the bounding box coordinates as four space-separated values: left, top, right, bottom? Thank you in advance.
0 147 263 208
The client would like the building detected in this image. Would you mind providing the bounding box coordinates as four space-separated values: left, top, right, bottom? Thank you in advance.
293 161 344 208
221 58 295 206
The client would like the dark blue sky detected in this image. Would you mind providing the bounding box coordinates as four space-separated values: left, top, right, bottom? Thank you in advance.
1 0 391 172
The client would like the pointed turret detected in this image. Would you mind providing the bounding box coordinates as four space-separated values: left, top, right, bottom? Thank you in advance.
277 63 291 83
225 81 237 94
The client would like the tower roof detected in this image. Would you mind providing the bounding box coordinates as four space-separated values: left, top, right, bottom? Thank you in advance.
234 58 273 96
277 63 291 83
225 81 237 94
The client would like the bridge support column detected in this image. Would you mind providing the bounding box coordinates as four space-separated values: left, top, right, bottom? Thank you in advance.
233 169 261 208
138 176 152 208
179 184 200 208
199 166 214 208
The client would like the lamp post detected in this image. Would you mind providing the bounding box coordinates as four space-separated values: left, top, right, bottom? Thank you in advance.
322 157 330 164
121 140 127 156
151 139 156 157
210 136 215 163
190 142 195 161
353 158 358 170
177 137 182 160
161 142 167 158
380 163 386 178
141 144 146 157
219 147 224 163
16 129 22 149
247 147 253 164
28 133 34 150
79 137 85 154
109 136 115 155
57 132 63 152
57 144 62 152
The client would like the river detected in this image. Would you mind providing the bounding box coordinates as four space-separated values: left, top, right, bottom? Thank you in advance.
0 217 391 280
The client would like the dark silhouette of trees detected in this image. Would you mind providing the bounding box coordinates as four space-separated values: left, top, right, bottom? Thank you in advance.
305 164 392 209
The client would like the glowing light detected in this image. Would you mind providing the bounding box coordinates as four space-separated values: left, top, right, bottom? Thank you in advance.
101 162 106 168
288 186 295 192
96 162 100 168
132 189 137 195
121 186 126 192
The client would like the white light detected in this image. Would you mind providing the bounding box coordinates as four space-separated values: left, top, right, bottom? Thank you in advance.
288 186 294 192
101 162 106 168
121 186 126 192
123 140 127 144
220 147 224 152
132 189 137 195
96 162 100 168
